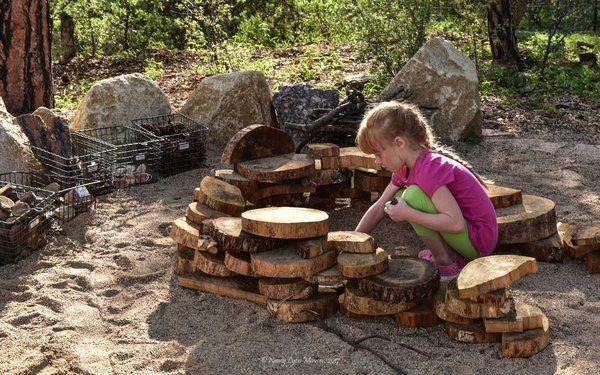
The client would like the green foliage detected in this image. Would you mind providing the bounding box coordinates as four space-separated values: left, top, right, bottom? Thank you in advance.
144 57 164 79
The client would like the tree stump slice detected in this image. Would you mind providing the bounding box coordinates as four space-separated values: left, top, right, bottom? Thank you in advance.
197 176 245 216
266 292 339 323
559 222 597 259
249 183 314 203
393 300 441 327
345 281 417 316
572 222 600 247
194 250 238 277
213 169 259 197
584 252 600 274
303 264 345 284
303 168 351 186
296 236 331 259
445 321 502 344
487 185 523 209
305 143 340 158
235 153 315 182
251 245 337 278
358 256 440 303
186 202 230 226
484 301 523 333
465 285 510 305
176 245 195 275
337 248 389 278
258 277 317 300
433 281 480 325
328 231 376 254
241 207 329 239
354 168 389 193
519 231 565 263
224 252 259 277
260 193 306 207
339 295 379 319
496 194 557 244
178 271 267 305
501 316 550 358
193 188 201 202
456 255 537 299
221 124 295 164
516 303 545 330
445 278 512 319
170 218 204 251
202 217 286 253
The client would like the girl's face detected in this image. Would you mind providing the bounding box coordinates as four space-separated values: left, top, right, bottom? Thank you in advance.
373 136 407 172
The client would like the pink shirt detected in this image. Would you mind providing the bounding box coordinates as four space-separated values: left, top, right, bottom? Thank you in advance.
391 149 498 256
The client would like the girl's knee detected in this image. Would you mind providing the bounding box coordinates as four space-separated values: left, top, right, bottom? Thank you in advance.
396 185 427 205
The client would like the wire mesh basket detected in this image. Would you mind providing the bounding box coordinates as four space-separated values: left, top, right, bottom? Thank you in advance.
26 132 117 195
131 113 208 176
76 125 162 189
0 172 57 265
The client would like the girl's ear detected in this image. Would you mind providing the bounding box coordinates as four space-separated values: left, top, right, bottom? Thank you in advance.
393 136 406 149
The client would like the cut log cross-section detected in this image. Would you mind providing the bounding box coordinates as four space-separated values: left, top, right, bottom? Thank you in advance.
456 255 538 299
559 222 598 259
235 153 316 182
320 147 379 170
241 207 329 239
303 265 345 284
486 185 523 209
432 281 479 325
302 168 352 187
258 277 317 300
186 202 230 226
170 218 213 252
328 231 376 254
251 245 337 278
484 302 545 333
519 230 565 263
305 143 340 158
198 176 245 216
501 316 550 358
337 248 389 278
445 279 512 319
221 124 295 164
344 282 417 316
357 256 440 303
202 217 286 253
354 168 389 193
194 250 238 277
572 222 600 247
445 321 502 344
249 183 315 204
266 292 339 323
178 271 267 305
224 252 259 277
496 195 557 244
213 169 259 197
296 236 331 259
393 301 441 328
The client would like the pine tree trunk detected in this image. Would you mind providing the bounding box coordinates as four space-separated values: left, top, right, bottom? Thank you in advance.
0 0 54 115
60 12 76 63
487 0 523 69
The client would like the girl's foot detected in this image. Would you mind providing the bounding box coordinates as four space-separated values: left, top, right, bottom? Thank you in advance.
418 249 469 280
418 249 433 261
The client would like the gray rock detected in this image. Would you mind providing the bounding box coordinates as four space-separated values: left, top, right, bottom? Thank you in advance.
0 97 43 173
380 37 482 141
70 73 171 130
272 84 339 127
180 71 276 144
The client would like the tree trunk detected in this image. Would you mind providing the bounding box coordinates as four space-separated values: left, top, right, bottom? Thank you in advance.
487 0 523 69
0 0 54 115
60 12 75 62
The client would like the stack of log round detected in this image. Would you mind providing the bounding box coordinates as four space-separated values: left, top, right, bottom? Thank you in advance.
435 255 550 358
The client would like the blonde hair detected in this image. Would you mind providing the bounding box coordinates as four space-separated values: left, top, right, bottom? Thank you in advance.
356 101 486 187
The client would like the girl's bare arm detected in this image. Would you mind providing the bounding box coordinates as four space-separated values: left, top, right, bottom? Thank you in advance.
355 182 399 234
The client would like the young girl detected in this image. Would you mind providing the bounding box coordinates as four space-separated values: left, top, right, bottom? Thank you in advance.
355 101 498 279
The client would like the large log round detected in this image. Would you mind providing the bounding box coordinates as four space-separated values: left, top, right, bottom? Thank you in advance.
202 217 286 253
337 248 389 278
486 185 522 209
266 293 339 323
198 176 245 216
221 124 295 164
241 207 329 239
344 282 416 316
496 194 557 244
258 277 316 300
235 153 315 182
251 245 337 278
357 256 439 303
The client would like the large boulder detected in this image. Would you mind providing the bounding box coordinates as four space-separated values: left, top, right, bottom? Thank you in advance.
0 98 43 173
272 83 339 126
70 73 171 130
380 37 482 141
180 71 276 144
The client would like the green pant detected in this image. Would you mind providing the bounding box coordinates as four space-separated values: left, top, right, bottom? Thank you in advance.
395 185 480 260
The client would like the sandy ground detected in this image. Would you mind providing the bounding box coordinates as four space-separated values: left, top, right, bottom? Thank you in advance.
0 121 599 375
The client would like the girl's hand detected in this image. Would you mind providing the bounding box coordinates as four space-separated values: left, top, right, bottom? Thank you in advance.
384 197 411 222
